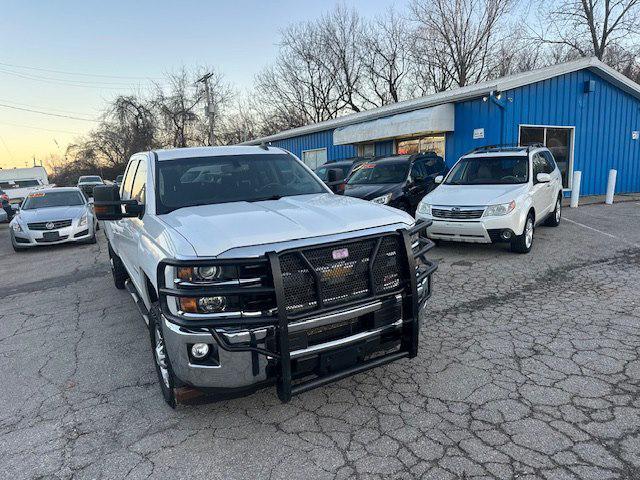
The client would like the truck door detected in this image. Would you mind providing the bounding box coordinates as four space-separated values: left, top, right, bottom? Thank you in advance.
112 159 139 278
120 159 147 294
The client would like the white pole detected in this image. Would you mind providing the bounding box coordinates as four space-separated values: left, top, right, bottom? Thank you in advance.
570 171 581 208
605 169 617 205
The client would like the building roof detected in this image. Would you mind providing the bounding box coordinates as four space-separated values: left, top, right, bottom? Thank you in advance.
242 57 640 145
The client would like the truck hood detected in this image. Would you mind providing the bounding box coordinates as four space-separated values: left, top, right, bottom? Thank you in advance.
161 193 413 257
424 184 528 206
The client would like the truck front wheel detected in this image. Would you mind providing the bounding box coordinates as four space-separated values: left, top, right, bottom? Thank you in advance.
149 303 177 408
108 243 128 289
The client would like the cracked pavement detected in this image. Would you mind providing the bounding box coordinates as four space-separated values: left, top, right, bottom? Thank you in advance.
0 201 639 479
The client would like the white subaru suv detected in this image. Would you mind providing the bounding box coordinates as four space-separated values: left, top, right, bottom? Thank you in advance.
415 145 563 253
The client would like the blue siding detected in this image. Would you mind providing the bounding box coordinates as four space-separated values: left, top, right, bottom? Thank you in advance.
265 68 640 195
269 130 355 162
449 69 640 195
375 140 395 156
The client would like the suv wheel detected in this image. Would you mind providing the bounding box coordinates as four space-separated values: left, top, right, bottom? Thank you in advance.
108 243 128 289
149 303 177 408
511 213 534 253
545 196 562 227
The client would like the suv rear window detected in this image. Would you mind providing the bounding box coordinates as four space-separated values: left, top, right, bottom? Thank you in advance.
445 156 528 185
156 154 326 213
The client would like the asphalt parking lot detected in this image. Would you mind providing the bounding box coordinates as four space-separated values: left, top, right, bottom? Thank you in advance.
1 202 639 480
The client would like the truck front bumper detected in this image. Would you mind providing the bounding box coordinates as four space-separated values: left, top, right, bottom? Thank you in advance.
157 221 436 402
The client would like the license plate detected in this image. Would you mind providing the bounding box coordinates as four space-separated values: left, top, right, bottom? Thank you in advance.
43 231 60 241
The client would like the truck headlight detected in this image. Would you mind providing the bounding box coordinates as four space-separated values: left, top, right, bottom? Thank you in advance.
484 201 516 217
177 266 222 282
416 202 432 215
371 193 392 205
179 296 227 314
78 213 88 227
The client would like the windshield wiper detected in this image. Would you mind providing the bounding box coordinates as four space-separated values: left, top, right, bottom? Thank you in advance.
247 195 284 202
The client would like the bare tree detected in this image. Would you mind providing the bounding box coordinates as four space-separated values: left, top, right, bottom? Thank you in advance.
537 0 640 60
360 9 412 105
411 0 515 88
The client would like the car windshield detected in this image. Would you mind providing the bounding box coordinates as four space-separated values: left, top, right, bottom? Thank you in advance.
79 176 102 183
22 191 85 209
347 162 408 185
445 156 529 185
0 180 40 189
156 154 326 213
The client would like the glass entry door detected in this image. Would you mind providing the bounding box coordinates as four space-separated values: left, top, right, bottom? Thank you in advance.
520 126 573 188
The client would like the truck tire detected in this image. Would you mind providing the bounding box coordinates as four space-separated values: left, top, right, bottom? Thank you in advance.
511 213 534 254
108 243 128 289
545 196 562 227
148 303 177 408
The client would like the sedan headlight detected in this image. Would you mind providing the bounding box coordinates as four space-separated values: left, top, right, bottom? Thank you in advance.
11 222 22 232
416 202 432 216
484 200 516 217
371 193 392 205
78 213 88 227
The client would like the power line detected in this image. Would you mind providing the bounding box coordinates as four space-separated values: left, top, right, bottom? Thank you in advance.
0 98 98 117
0 133 14 161
0 60 164 81
0 120 83 134
0 68 141 90
0 103 99 122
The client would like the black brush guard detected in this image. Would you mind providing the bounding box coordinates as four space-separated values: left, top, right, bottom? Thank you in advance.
157 221 437 402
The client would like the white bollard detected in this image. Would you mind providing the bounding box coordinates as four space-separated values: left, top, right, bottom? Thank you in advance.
570 171 581 208
605 169 617 205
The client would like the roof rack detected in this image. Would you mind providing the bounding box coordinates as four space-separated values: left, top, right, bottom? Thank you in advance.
468 143 544 155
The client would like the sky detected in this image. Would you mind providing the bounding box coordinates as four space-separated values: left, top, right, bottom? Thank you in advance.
0 0 398 169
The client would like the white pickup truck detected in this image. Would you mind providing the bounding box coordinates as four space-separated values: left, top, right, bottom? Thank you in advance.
94 146 436 407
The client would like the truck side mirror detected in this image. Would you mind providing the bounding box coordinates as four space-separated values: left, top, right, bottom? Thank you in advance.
93 185 124 220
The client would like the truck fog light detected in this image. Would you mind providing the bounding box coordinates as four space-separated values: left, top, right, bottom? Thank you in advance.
191 343 210 359
197 296 226 313
501 230 513 240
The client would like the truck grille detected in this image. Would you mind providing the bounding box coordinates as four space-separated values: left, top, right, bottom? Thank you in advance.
279 235 405 317
432 208 484 219
28 219 72 230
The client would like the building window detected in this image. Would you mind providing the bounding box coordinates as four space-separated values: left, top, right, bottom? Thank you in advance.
301 148 327 169
357 143 375 158
397 134 445 158
520 125 574 189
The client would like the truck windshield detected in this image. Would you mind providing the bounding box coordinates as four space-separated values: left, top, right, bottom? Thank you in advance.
0 180 40 189
347 162 408 185
156 154 327 213
445 156 529 185
22 191 85 209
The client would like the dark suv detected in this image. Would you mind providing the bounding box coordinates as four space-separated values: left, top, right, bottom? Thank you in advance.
343 153 448 214
314 158 365 193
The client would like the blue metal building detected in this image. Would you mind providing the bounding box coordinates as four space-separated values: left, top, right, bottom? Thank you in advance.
244 57 640 196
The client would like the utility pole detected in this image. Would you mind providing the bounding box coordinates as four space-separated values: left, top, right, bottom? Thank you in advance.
196 72 215 146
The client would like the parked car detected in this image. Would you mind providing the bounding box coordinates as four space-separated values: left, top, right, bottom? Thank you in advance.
0 207 6 223
416 145 563 253
93 146 436 407
113 174 124 188
1 189 14 221
9 187 98 251
314 158 365 193
77 175 104 197
0 166 49 210
343 152 448 214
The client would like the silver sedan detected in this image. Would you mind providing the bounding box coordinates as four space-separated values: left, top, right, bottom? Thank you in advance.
9 187 98 252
